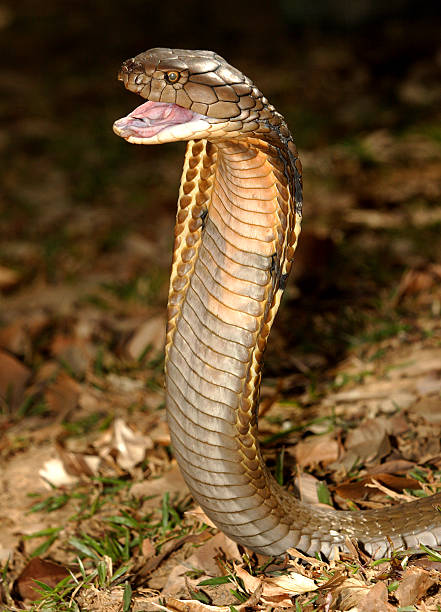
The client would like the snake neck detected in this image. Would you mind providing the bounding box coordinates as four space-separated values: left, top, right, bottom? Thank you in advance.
165 136 303 553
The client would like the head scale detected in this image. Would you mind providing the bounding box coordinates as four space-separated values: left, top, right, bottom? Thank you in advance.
118 47 272 122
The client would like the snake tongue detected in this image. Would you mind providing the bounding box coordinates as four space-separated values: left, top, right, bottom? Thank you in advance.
113 100 202 140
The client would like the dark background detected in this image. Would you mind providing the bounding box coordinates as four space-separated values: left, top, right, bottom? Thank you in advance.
1 0 441 367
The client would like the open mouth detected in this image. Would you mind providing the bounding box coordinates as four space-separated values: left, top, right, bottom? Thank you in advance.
113 100 209 143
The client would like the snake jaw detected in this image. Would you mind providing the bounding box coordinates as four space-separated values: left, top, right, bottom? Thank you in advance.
113 100 232 144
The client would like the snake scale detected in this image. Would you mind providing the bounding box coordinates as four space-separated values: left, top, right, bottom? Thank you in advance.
114 48 441 558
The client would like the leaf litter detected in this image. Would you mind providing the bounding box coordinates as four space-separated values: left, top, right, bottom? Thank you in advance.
1 9 441 611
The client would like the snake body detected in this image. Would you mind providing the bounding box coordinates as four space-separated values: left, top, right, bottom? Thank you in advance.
114 48 441 558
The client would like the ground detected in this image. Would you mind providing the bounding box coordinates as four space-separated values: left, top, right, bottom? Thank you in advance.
1 3 441 610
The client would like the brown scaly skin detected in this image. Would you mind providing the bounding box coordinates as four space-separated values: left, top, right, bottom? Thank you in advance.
114 48 441 559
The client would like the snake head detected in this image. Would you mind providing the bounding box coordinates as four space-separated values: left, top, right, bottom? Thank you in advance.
113 47 280 145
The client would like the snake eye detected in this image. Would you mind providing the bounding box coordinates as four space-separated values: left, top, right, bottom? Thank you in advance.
165 70 180 84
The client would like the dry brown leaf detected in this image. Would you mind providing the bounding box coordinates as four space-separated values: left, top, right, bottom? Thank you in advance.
0 313 50 356
141 538 156 558
387 348 441 379
364 477 415 501
44 372 80 416
235 565 316 609
357 581 395 612
416 375 441 395
125 315 165 359
150 419 171 446
50 334 95 376
162 532 241 596
39 453 100 487
367 458 416 475
135 531 213 585
395 566 437 607
395 264 441 302
113 417 152 470
0 348 31 410
344 417 391 464
0 264 20 289
97 418 153 471
14 557 70 601
131 462 188 509
286 547 328 567
0 321 29 356
234 565 262 593
295 432 340 468
185 506 217 529
106 372 145 392
328 575 369 610
186 531 241 577
335 473 420 501
264 572 317 595
295 471 321 504
157 597 254 612
412 558 441 572
55 439 101 478
409 396 441 424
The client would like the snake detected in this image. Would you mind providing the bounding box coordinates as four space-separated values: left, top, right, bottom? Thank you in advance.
113 48 441 559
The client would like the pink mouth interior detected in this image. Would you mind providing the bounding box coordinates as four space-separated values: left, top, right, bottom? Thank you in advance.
114 100 199 138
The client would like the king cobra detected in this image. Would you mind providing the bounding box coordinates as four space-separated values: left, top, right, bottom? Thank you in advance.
114 48 441 558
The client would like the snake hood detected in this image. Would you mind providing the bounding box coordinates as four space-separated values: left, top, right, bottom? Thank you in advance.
113 47 287 145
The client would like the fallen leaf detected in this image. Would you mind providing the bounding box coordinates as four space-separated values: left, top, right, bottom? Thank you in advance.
367 458 416 475
412 558 441 572
335 473 420 500
409 396 441 424
330 576 377 611
0 313 49 356
395 566 437 606
55 440 101 478
344 417 391 464
266 571 317 594
125 315 165 360
106 373 145 392
395 264 441 302
416 375 441 395
150 419 171 446
295 432 340 468
0 321 29 356
295 472 321 505
0 265 20 289
234 565 262 593
141 538 156 558
113 418 152 470
134 531 212 585
14 557 70 601
97 418 153 471
161 532 241 596
39 454 100 488
44 372 80 416
0 349 31 410
235 565 316 608
50 334 95 376
156 597 253 612
185 506 217 529
387 348 441 379
131 462 188 509
357 581 395 612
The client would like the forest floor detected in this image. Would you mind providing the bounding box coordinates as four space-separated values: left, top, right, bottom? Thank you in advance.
1 5 441 610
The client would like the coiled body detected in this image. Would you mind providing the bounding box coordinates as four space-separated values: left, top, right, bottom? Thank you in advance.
114 48 441 558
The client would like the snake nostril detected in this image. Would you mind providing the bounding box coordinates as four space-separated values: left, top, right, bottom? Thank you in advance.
121 58 143 73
